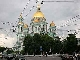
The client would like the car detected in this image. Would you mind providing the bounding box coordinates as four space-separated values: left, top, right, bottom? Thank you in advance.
7 54 14 60
4 54 8 59
61 54 73 60
15 55 26 60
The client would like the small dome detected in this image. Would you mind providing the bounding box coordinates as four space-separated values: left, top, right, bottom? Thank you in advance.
50 21 55 26
33 5 44 18
18 22 24 25
24 24 28 28
34 19 40 23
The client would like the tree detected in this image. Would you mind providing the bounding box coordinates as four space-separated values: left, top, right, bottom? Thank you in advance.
0 46 6 53
33 33 41 55
23 34 33 55
23 33 63 55
63 34 77 54
52 36 62 54
6 49 14 54
41 34 54 54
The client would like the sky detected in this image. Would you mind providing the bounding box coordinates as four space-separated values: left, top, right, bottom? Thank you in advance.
0 0 80 48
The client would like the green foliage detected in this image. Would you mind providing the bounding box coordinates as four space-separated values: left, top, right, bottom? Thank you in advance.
14 51 19 54
6 49 14 54
53 38 62 54
23 33 63 55
23 34 33 55
62 34 77 54
22 33 78 55
0 46 6 53
77 45 80 52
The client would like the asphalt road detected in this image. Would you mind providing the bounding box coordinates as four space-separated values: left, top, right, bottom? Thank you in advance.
25 56 62 60
0 56 76 60
0 56 61 60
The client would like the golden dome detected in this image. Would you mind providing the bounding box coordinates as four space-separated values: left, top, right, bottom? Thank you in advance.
50 21 55 26
33 5 44 18
34 19 40 23
24 24 28 28
18 22 24 25
33 12 44 18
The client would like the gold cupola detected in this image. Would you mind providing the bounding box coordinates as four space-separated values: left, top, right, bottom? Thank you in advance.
24 24 28 28
34 19 40 23
33 5 44 18
50 21 55 26
18 22 24 25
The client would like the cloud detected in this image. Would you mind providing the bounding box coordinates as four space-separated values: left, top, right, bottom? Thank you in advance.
0 34 16 48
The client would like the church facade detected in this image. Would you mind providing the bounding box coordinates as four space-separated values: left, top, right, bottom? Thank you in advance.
16 5 56 51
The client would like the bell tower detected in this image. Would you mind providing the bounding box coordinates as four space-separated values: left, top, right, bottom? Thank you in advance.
18 14 24 34
17 14 24 51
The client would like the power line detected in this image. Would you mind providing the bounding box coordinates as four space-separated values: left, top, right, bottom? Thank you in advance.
41 0 74 4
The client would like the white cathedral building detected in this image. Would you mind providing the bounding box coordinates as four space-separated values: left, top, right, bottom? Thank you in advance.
15 5 56 51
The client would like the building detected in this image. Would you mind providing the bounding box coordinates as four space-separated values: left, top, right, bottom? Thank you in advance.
16 5 56 51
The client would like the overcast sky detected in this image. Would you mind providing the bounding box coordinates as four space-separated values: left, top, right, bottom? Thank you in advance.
0 0 80 48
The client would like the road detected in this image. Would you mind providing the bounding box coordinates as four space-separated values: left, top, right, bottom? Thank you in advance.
0 56 61 60
25 56 62 60
0 56 76 60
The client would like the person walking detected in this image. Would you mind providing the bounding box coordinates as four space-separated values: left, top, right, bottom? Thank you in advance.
46 52 47 57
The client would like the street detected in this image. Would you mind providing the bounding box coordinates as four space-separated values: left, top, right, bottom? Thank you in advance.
0 56 77 60
25 56 62 60
0 56 61 60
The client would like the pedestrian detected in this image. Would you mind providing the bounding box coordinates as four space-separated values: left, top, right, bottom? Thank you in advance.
43 52 45 56
46 52 47 57
75 53 77 60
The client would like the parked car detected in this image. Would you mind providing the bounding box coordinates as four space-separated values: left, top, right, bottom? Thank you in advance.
61 54 73 60
19 55 26 60
4 54 8 59
15 55 26 60
7 54 14 60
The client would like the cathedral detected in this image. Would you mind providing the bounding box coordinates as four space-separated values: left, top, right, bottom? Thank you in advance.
16 5 56 51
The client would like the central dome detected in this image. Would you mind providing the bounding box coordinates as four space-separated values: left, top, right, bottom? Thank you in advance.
33 5 44 18
33 11 44 18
